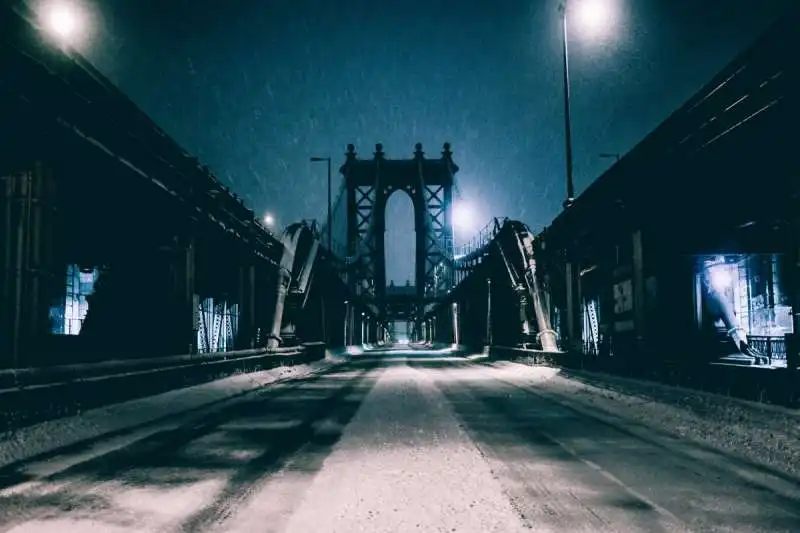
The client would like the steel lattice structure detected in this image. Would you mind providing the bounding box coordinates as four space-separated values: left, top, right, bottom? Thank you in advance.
335 142 457 330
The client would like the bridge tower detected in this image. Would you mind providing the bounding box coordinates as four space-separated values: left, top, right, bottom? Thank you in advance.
341 142 456 336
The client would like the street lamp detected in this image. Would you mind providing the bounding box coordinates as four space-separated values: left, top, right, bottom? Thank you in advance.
39 1 86 44
263 213 275 228
452 201 475 235
559 0 615 210
560 1 576 210
310 156 332 251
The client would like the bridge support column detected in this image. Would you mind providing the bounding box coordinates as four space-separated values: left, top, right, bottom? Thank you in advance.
0 163 57 368
343 300 351 346
564 261 581 352
172 237 197 355
785 219 800 399
267 269 290 349
451 302 460 345
368 316 377 343
486 278 493 345
631 230 646 355
237 263 256 349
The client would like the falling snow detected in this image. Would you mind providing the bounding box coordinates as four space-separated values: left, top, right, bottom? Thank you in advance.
79 0 787 282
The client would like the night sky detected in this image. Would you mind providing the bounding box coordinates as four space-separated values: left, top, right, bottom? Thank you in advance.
29 0 789 284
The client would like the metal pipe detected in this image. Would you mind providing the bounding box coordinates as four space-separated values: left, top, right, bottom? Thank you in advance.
267 269 290 349
702 269 749 351
514 229 559 351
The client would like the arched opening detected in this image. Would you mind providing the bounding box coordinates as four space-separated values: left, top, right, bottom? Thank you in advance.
384 190 416 343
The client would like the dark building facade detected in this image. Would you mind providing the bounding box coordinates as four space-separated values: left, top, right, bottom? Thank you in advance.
537 6 799 372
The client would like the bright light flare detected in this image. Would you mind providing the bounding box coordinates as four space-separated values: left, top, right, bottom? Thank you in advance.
572 0 617 39
709 265 733 291
43 2 82 39
263 214 275 227
452 202 474 232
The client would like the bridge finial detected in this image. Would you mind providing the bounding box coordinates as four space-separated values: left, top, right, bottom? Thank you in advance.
414 142 424 158
442 142 452 158
374 143 384 158
346 143 357 161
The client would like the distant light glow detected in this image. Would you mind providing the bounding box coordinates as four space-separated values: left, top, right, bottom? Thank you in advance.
452 202 474 233
45 2 80 38
572 0 617 40
264 214 275 227
709 265 733 291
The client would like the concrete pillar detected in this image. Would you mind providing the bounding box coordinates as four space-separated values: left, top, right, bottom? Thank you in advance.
486 278 493 346
565 261 576 349
0 163 57 367
237 263 256 349
787 241 800 378
267 269 291 349
343 300 350 346
173 237 197 354
632 230 646 351
371 317 378 343
452 302 459 345
576 267 583 351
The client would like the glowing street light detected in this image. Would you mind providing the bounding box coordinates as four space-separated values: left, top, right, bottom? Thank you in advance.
575 0 616 37
48 5 77 36
452 202 475 233
709 265 733 292
40 1 86 43
263 213 275 227
559 0 617 209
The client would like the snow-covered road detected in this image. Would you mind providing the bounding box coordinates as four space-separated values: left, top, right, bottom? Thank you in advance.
1 351 799 532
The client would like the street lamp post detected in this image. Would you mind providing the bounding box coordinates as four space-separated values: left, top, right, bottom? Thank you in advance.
560 1 575 210
310 156 332 251
559 0 616 209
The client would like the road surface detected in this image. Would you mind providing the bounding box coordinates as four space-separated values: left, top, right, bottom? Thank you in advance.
1 350 799 532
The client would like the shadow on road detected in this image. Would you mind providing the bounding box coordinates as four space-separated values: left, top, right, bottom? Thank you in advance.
0 361 383 532
428 365 800 533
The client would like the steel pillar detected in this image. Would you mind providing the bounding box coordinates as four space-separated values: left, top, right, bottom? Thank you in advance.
172 237 197 354
0 163 57 367
267 269 290 349
486 277 493 345
631 230 646 353
343 142 456 328
237 263 256 349
564 261 579 351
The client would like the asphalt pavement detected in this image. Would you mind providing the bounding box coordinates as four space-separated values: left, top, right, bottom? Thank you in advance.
0 350 798 533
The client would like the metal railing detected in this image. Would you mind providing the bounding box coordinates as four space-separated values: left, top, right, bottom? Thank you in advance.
747 335 787 364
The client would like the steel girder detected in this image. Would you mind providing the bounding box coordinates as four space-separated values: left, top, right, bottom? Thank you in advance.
343 143 456 325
